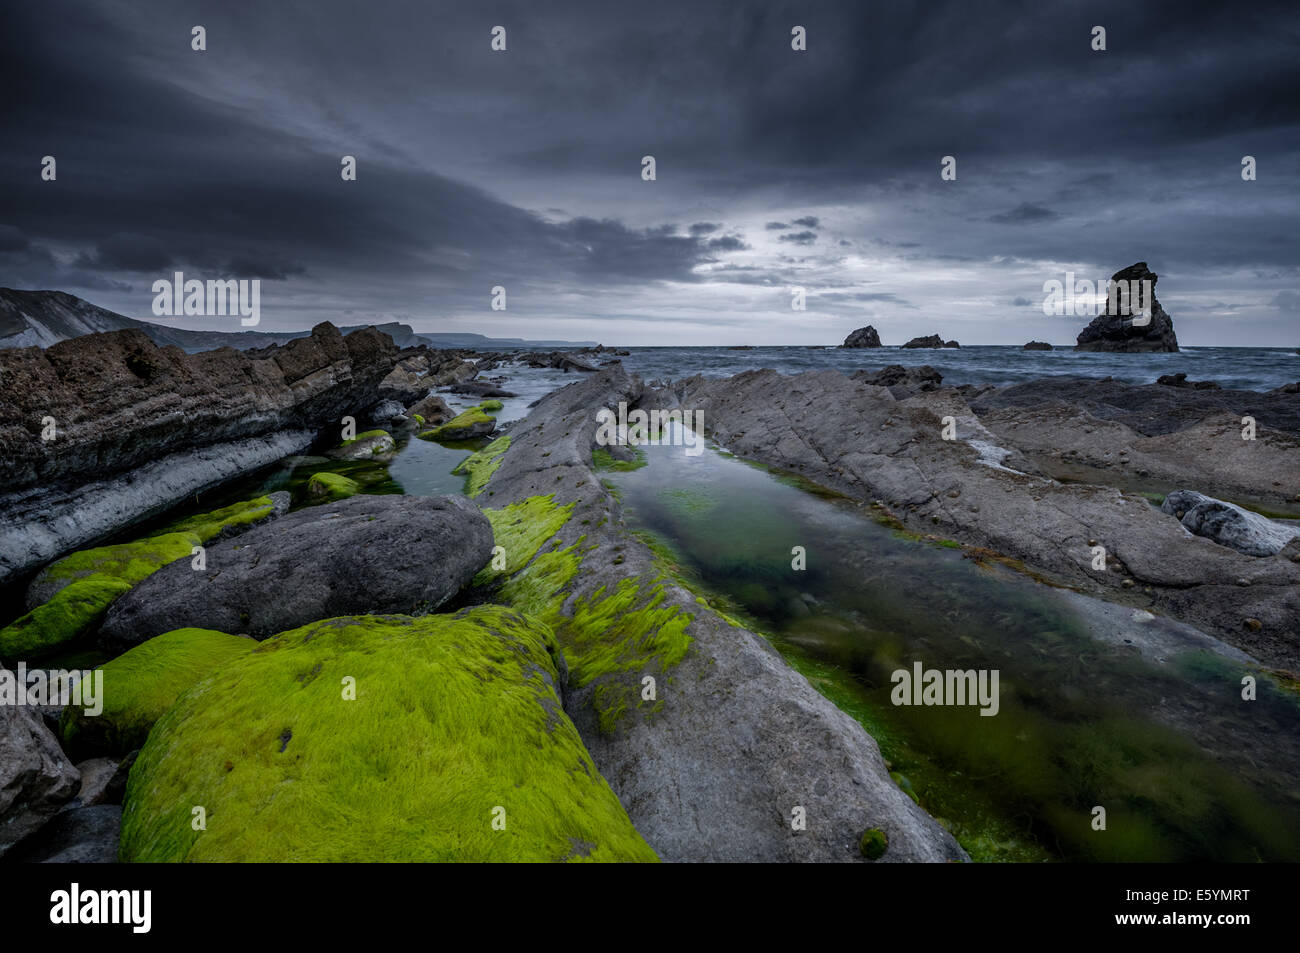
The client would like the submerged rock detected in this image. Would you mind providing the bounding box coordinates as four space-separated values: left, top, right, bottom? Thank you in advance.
1076 262 1179 352
1161 490 1300 557
98 495 493 648
119 607 658 862
1156 373 1220 390
842 326 882 348
307 471 360 499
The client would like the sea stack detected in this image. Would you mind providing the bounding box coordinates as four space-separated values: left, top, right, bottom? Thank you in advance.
841 325 882 348
902 334 959 349
1075 262 1179 352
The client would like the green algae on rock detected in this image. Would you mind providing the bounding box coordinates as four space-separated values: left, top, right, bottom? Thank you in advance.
0 576 133 660
417 403 498 442
119 606 658 862
859 827 888 859
307 471 360 500
3 496 284 660
453 435 512 498
59 628 256 758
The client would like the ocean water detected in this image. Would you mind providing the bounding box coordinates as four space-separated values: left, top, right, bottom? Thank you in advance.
606 345 1300 392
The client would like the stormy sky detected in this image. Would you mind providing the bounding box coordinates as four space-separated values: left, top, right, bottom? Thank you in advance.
2 0 1298 346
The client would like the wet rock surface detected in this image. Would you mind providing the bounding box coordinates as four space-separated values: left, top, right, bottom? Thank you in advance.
98 495 493 648
480 367 967 862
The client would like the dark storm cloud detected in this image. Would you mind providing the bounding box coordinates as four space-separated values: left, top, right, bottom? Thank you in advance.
1 0 1297 342
989 203 1060 225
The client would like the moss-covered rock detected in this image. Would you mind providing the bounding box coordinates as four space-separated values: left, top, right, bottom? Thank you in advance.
480 494 693 734
480 399 504 411
119 606 658 862
4 496 285 660
0 576 133 660
59 628 256 758
307 471 360 500
328 430 396 461
417 403 498 441
453 436 512 498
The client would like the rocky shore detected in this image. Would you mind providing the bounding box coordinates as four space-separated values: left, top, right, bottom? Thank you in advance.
3 319 1296 864
646 366 1300 669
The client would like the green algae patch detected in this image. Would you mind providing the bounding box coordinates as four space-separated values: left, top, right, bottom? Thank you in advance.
480 399 505 411
0 576 133 660
859 827 888 860
6 496 285 660
307 471 360 500
592 447 647 472
338 429 389 448
418 403 497 441
119 606 658 862
161 496 279 542
454 435 512 498
59 628 256 758
478 494 576 580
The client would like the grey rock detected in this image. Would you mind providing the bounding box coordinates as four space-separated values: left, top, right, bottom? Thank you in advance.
367 399 407 422
5 805 121 863
98 495 494 648
448 381 518 398
484 367 966 862
851 364 943 397
64 758 119 809
1162 490 1300 557
1023 341 1052 350
0 689 80 856
1076 262 1179 352
406 394 453 424
1156 373 1220 390
841 326 882 348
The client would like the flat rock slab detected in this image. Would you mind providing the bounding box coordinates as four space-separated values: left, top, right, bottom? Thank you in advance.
98 495 493 649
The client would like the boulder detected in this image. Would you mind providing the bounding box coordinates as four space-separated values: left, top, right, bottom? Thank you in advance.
98 495 494 648
406 394 453 426
324 430 396 461
842 326 882 348
306 471 360 500
0 690 80 856
119 607 657 862
1161 490 1300 557
1076 262 1179 352
448 381 518 398
418 404 498 441
60 628 257 758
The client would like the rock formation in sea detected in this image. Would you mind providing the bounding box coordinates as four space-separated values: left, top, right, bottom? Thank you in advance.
1075 262 1179 352
901 334 959 348
842 325 882 348
1023 341 1052 350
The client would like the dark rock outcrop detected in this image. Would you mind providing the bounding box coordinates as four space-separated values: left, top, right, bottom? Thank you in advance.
1075 262 1179 352
842 326 882 348
1157 373 1220 390
901 334 959 349
850 364 943 397
0 323 402 583
98 495 493 649
1023 341 1053 350
3 804 121 863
